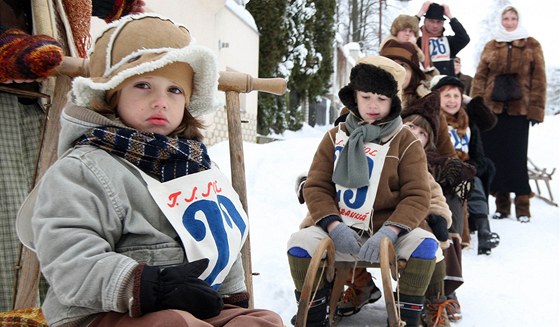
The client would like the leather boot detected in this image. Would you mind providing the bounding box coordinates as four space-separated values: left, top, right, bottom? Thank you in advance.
398 294 425 326
514 194 531 222
291 287 329 327
473 215 500 254
493 192 511 217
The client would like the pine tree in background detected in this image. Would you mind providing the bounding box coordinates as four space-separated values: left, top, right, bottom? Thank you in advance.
247 0 336 135
284 0 337 131
284 0 317 131
306 0 336 126
246 0 290 135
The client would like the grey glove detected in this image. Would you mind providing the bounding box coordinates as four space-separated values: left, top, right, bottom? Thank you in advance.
329 223 361 255
358 225 399 263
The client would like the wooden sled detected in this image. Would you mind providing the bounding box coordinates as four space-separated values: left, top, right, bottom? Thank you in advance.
528 157 557 207
294 237 402 327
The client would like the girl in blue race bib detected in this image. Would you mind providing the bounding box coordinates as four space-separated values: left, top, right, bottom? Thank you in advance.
26 14 282 327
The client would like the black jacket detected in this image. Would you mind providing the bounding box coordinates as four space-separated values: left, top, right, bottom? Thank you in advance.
417 18 470 76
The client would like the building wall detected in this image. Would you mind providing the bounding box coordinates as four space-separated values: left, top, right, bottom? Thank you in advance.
90 0 260 146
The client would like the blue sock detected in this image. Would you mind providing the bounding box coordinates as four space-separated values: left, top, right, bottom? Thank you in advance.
288 247 311 258
410 238 438 260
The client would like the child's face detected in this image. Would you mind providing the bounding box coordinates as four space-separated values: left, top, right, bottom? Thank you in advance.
356 90 392 124
117 75 187 135
396 28 416 43
439 87 462 116
405 122 429 147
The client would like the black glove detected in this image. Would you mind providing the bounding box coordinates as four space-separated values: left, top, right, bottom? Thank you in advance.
427 214 449 242
295 175 307 204
135 258 223 319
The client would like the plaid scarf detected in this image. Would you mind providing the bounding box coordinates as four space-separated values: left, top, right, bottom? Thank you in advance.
75 126 211 182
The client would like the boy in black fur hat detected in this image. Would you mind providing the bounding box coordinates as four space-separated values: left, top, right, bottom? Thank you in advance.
287 56 444 326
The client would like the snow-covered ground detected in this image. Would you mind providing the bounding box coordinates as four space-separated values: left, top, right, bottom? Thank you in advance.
209 114 560 326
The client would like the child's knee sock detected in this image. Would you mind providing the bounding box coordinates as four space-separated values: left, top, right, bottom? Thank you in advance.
425 260 446 298
399 257 436 296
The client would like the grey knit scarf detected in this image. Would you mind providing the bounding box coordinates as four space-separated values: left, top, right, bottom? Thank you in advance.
332 113 402 188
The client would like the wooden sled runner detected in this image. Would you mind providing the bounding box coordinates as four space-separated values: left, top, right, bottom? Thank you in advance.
294 237 402 327
528 157 557 207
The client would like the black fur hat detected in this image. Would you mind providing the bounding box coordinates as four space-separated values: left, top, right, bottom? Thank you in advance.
401 91 441 135
431 75 465 91
339 63 399 113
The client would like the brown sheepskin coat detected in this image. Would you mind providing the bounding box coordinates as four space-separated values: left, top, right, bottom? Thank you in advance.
303 123 431 234
471 37 547 122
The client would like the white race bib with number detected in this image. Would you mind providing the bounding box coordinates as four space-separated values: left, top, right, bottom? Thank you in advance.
429 37 451 63
334 130 389 232
134 166 248 290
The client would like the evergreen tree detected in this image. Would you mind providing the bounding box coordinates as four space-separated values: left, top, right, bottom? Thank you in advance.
248 0 336 134
308 0 336 101
284 0 336 131
246 0 289 135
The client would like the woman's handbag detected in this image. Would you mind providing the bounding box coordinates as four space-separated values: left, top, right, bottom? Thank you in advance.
491 43 522 102
491 73 522 102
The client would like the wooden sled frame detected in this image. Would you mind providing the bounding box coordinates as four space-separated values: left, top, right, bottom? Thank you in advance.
294 237 402 327
528 157 557 207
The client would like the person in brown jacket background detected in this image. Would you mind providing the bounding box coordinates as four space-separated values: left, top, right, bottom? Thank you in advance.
471 5 546 223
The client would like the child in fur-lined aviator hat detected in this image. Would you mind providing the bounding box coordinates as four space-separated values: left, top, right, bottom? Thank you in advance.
287 56 444 326
20 13 283 327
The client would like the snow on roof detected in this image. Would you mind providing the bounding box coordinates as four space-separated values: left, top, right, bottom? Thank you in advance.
226 0 258 33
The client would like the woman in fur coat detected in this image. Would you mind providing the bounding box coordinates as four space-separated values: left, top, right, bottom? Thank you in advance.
431 75 500 256
471 5 547 222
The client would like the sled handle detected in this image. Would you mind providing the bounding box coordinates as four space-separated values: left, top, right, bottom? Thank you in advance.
56 57 287 96
218 71 287 96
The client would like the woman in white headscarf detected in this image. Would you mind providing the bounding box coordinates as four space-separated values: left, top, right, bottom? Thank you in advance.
471 5 546 223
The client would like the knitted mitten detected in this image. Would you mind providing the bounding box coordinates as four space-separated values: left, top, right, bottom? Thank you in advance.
0 28 63 83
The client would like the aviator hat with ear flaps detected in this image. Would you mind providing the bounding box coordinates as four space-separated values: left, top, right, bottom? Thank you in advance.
71 13 220 117
338 56 406 123
391 14 419 38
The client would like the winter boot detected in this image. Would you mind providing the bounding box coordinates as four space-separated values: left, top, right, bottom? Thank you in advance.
493 192 511 219
422 296 451 327
398 294 425 326
446 292 462 321
336 278 381 316
290 287 329 327
473 215 500 255
514 194 531 223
